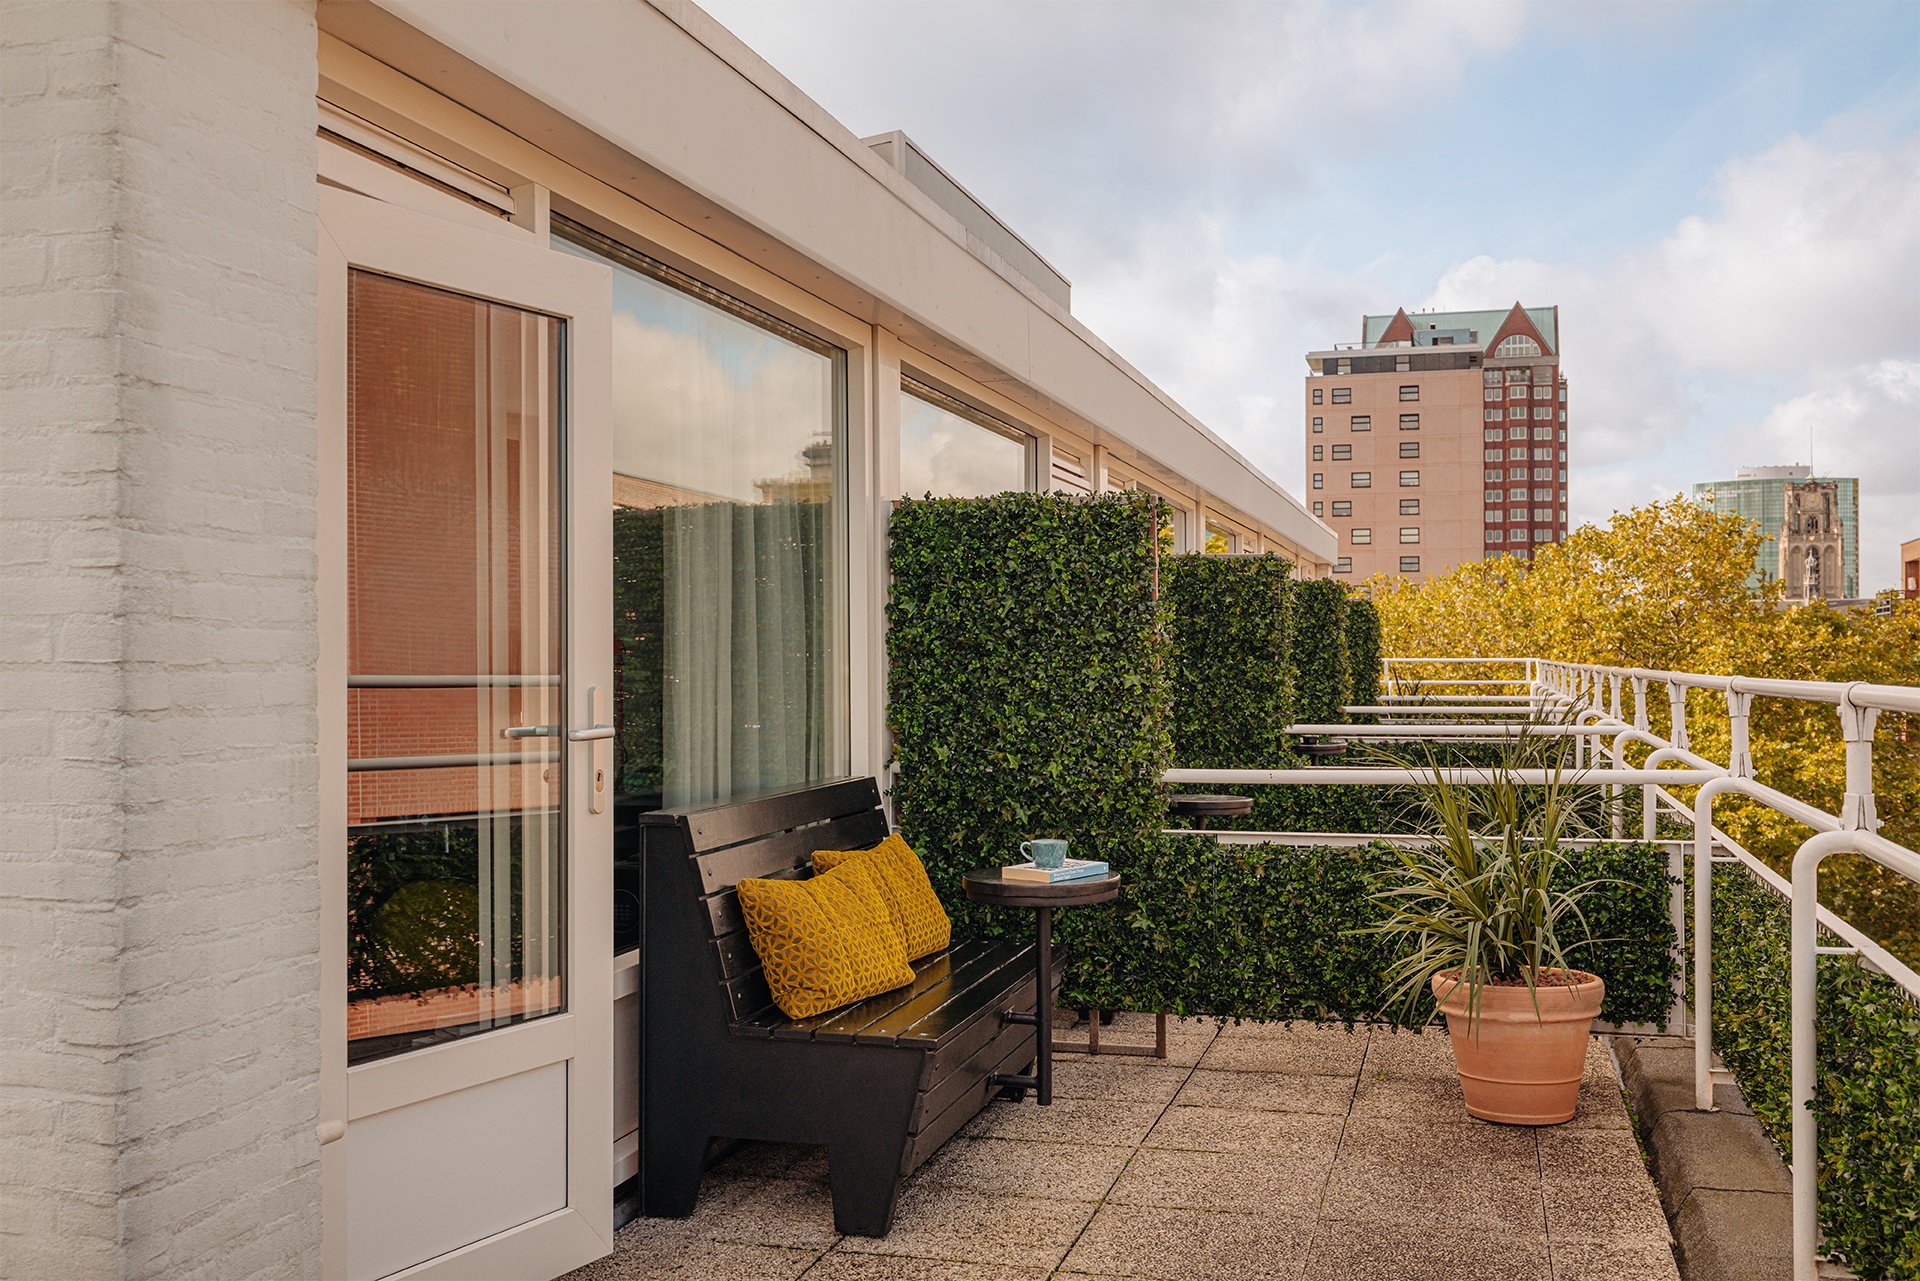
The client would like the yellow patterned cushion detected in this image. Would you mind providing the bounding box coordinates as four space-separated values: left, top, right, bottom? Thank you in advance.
736 859 915 1020
813 833 952 962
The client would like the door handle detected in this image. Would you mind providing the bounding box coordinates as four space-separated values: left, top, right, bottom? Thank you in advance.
576 685 610 814
501 724 560 740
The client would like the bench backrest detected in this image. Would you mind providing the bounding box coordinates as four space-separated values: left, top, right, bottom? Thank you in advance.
640 777 891 1026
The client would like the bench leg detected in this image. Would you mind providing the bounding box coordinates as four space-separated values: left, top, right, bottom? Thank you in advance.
641 1114 710 1219
827 1123 913 1237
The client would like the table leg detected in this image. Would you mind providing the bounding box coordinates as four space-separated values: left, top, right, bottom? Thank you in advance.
1035 904 1053 1106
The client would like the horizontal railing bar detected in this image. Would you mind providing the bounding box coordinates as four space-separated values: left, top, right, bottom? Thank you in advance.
1341 705 1544 716
348 752 560 772
1164 767 1718 786
1164 828 1694 852
349 674 562 689
1285 723 1613 737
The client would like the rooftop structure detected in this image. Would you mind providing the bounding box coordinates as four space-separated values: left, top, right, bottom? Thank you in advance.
1691 465 1860 601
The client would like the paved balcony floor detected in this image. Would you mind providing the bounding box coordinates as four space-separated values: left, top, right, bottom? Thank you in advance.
570 1016 1680 1281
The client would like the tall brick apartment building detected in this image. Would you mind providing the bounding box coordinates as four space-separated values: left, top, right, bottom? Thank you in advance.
1304 304 1569 582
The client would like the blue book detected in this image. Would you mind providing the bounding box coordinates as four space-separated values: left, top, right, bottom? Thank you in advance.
1001 858 1109 884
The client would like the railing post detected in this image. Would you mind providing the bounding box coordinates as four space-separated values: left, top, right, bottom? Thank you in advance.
1608 672 1623 722
1838 698 1881 832
1692 777 1736 1111
1632 676 1649 732
1668 683 1690 752
1725 687 1754 778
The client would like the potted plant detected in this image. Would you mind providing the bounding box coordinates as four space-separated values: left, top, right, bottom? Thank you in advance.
1360 723 1609 1125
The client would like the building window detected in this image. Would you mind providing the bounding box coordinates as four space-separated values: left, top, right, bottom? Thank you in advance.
1334 557 1353 574
1484 389 1501 403
1399 441 1420 459
1535 508 1554 522
901 381 1033 498
1509 487 1527 500
1534 467 1552 480
1313 388 1323 404
1351 528 1373 544
1485 409 1501 422
1398 385 1419 402
1559 387 1567 403
1311 501 1323 516
1399 527 1420 544
1399 414 1419 431
1331 500 1352 516
1395 354 1411 372
1486 529 1505 543
1530 426 1550 440
1331 388 1351 404
1337 358 1352 375
1534 407 1550 420
1510 528 1530 543
1558 410 1567 423
1558 448 1567 461
1399 470 1420 487
1486 489 1504 503
1350 415 1372 431
1509 426 1527 439
1312 473 1323 489
1351 471 1372 488
1485 429 1503 442
1312 445 1324 461
1484 369 1502 386
1496 334 1542 358
1331 444 1352 460
1558 428 1566 441
1534 384 1552 399
1486 469 1504 482
1484 449 1502 462
1400 499 1420 515
1506 368 1531 383
1509 467 1527 479
1399 556 1421 573
1205 521 1239 554
1508 446 1526 459
1558 469 1568 482
1533 488 1552 501
1313 416 1324 432
1533 447 1552 460
1560 490 1568 503
1509 406 1526 419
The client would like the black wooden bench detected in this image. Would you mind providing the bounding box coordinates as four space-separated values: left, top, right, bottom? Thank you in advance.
638 777 1061 1236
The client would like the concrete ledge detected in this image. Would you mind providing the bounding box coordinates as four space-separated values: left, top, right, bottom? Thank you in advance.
1613 1036 1793 1281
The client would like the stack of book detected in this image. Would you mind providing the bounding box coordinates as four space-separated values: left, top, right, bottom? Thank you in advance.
1001 857 1109 884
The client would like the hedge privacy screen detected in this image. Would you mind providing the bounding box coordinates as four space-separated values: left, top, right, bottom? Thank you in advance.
887 492 1171 1004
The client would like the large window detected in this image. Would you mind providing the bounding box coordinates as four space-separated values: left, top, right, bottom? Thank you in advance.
900 379 1031 498
1496 335 1542 358
556 225 846 816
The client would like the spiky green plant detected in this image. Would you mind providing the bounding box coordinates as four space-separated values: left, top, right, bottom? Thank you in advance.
1357 716 1612 1033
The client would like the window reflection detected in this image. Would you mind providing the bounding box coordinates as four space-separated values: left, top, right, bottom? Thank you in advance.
899 383 1030 498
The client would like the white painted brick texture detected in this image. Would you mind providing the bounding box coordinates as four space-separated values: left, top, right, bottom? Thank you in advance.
1 2 320 1277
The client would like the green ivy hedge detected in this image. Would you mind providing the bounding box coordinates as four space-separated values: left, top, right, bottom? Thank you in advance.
1099 837 1676 1028
1345 595 1382 718
1165 553 1297 771
1291 578 1350 725
887 493 1170 979
1701 867 1919 1280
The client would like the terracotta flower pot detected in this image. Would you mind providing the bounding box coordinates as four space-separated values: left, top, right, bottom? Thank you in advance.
1431 968 1605 1125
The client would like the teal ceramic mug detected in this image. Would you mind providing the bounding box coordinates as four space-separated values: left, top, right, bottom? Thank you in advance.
1021 838 1068 870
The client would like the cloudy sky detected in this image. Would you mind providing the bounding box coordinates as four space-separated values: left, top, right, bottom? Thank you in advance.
701 0 1920 592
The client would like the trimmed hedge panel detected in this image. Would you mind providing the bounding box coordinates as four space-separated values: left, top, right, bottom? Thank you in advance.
1705 868 1919 1280
1345 595 1382 716
887 493 1170 966
1292 578 1350 725
1165 553 1297 771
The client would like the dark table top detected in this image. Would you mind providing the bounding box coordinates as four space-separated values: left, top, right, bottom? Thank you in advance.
1167 793 1256 816
962 867 1122 908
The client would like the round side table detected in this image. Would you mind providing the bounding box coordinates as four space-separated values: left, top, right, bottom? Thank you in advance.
1168 793 1254 830
961 868 1120 1105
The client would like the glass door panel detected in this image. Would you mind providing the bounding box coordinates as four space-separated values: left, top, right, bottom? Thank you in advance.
345 271 566 1066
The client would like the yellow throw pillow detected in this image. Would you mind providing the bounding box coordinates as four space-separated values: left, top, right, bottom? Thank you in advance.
736 859 916 1020
813 833 953 962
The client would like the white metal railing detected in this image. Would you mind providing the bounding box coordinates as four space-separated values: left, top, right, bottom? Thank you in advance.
1165 654 1919 1281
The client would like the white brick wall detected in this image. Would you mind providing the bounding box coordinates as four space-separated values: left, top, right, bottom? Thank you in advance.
1 2 320 1277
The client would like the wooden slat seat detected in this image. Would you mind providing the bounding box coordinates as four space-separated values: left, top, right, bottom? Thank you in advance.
639 777 1055 1237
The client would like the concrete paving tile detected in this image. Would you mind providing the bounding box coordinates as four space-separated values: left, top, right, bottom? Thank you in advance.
1061 1202 1315 1280
1300 1222 1551 1281
833 1186 1094 1269
1349 1063 1467 1119
1548 1239 1680 1281
1539 1130 1671 1246
1356 1026 1456 1077
803 1251 1052 1281
1143 1104 1345 1162
566 1228 818 1280
1049 1055 1191 1105
1106 1146 1332 1215
961 1095 1164 1147
1173 1068 1356 1116
909 1135 1132 1201
643 1176 840 1250
1197 1028 1370 1077
1321 1117 1542 1233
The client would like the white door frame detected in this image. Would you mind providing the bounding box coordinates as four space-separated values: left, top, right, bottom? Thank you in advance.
317 184 613 1280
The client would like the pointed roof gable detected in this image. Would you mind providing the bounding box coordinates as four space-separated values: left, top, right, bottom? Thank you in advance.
1377 308 1415 345
1485 303 1555 357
